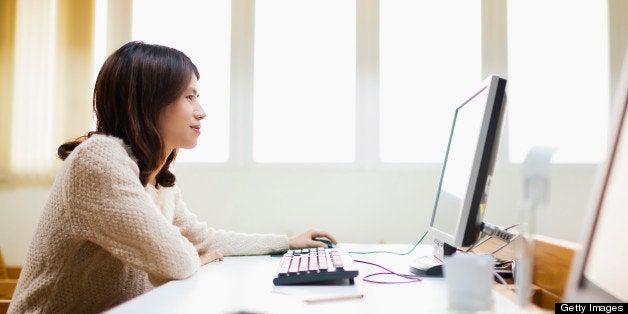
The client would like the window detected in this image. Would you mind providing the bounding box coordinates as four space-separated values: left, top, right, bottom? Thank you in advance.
3 0 616 187
379 1 482 163
253 0 356 162
128 1 611 165
92 0 107 89
132 0 231 162
10 0 58 176
507 0 609 163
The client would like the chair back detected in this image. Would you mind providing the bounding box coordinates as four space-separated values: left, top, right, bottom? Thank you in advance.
0 248 7 280
0 248 17 314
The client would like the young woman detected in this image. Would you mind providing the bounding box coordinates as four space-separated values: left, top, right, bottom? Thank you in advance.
9 41 337 313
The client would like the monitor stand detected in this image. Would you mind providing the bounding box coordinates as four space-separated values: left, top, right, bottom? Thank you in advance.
409 255 444 276
409 239 457 277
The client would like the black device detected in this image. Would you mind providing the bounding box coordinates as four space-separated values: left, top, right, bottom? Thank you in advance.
314 237 335 248
409 75 508 276
273 247 359 285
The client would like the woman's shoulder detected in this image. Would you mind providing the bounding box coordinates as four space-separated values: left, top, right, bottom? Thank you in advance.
78 134 130 153
66 134 137 171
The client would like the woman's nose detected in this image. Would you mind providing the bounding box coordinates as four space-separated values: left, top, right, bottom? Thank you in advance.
194 104 206 120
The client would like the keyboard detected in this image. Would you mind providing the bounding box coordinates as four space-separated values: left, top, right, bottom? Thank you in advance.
273 247 359 285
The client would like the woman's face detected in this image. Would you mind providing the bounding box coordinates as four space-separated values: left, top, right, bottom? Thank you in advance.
158 75 205 153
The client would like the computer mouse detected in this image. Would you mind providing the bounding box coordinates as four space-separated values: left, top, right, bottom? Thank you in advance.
314 237 335 248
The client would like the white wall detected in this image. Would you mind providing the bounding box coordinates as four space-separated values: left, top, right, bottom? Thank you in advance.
0 162 597 266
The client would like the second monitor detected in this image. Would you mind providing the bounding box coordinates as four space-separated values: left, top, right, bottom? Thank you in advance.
410 75 507 276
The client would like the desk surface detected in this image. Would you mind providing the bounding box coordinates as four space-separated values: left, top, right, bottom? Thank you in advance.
106 244 530 313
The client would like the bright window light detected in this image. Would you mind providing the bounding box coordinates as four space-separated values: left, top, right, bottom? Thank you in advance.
253 0 356 162
379 1 482 163
507 0 608 163
11 0 58 176
92 0 107 129
132 0 231 162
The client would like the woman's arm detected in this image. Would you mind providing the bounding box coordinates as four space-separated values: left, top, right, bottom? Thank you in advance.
171 187 289 256
65 137 201 284
171 187 339 256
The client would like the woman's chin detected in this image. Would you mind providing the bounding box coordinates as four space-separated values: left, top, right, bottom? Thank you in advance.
178 142 198 150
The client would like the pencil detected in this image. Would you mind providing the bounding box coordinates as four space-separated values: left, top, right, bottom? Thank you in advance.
304 294 364 303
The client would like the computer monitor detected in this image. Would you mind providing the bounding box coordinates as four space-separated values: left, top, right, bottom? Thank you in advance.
410 75 507 276
565 50 628 303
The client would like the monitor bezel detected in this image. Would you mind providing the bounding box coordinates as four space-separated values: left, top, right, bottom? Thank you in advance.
428 75 507 248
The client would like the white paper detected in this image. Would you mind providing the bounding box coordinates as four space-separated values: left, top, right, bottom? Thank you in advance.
272 284 363 303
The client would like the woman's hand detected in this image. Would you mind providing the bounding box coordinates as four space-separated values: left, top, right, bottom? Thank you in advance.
200 251 224 265
288 229 338 249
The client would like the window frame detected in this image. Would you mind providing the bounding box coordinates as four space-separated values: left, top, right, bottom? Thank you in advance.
66 1 628 173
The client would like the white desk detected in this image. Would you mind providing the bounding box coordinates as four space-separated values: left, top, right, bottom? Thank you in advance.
107 244 527 313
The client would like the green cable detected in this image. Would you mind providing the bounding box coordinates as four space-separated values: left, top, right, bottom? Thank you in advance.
349 230 428 256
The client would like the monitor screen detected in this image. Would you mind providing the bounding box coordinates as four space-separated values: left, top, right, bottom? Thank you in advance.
566 50 628 303
429 75 507 248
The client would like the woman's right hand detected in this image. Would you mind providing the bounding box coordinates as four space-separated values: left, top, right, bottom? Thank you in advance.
200 251 224 265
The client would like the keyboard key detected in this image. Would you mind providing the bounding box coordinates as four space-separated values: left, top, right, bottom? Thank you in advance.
330 251 344 269
308 252 319 272
299 255 309 272
318 253 328 271
288 256 300 274
278 256 292 276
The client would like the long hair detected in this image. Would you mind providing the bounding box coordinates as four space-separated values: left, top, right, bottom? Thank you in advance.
58 41 200 187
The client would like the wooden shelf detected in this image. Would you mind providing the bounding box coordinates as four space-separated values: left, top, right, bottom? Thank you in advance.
470 234 578 310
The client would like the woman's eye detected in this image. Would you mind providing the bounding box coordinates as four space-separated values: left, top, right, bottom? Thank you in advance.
186 95 195 101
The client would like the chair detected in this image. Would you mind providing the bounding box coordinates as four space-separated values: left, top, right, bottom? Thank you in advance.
0 281 16 314
0 248 7 280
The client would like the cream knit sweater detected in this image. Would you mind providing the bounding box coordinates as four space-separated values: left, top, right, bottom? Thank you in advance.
9 135 289 313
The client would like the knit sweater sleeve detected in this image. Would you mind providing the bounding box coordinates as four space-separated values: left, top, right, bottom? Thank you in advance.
171 187 289 256
64 137 200 284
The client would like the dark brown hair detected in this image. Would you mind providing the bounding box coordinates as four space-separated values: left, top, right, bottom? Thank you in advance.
58 41 200 187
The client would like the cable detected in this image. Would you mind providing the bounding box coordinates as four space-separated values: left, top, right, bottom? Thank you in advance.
354 260 422 284
465 234 490 252
466 223 521 253
348 229 516 286
349 230 428 256
490 234 519 255
348 231 428 284
492 269 515 294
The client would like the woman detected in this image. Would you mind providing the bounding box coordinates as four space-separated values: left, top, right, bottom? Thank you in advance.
9 41 337 313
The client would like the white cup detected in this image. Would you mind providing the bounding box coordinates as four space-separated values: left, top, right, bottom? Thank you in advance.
443 253 494 311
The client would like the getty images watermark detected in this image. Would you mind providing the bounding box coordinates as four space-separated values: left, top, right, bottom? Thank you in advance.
556 303 625 313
